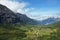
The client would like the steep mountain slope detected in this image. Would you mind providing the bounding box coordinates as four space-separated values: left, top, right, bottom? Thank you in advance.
0 4 37 25
16 13 37 25
0 4 20 24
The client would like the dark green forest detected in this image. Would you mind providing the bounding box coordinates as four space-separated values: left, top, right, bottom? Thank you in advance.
0 21 60 40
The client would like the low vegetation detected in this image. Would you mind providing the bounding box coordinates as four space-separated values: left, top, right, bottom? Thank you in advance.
0 21 60 40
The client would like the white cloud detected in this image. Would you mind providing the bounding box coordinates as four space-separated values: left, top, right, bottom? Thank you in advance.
0 0 60 21
26 14 60 21
17 9 25 14
38 15 60 20
17 8 35 14
0 0 28 12
0 0 34 14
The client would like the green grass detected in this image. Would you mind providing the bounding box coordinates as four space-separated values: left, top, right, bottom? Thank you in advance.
0 21 60 40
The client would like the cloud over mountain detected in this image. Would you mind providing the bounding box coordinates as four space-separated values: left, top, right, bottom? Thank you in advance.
0 0 60 21
0 0 28 12
28 14 60 20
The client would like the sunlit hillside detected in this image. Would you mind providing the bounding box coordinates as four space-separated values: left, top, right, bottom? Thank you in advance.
0 21 60 40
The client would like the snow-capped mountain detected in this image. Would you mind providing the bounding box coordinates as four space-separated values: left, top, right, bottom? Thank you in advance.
38 16 60 25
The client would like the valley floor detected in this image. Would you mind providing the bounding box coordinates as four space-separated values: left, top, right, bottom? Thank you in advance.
0 24 60 40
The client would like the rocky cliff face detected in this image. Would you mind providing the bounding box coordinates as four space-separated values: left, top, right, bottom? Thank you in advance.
0 4 37 25
0 4 20 24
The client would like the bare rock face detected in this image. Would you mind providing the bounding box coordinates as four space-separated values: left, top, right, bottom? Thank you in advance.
0 4 37 25
0 4 20 24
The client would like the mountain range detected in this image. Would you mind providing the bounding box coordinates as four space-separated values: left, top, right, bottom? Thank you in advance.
38 17 60 25
0 4 60 25
0 4 37 25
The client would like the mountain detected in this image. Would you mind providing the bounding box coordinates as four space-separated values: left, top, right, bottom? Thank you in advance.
38 17 60 25
46 21 60 28
0 4 37 25
16 13 38 25
0 4 21 24
0 4 60 25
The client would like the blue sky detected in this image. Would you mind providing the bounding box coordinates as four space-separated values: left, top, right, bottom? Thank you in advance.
19 0 60 20
0 0 60 20
21 0 60 15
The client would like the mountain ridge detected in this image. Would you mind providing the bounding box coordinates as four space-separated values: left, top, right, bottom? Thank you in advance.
37 16 60 25
0 4 37 25
0 4 60 25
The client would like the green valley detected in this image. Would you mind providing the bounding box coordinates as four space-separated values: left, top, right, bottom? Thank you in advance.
0 21 60 40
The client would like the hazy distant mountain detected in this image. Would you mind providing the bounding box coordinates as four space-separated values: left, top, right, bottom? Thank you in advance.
38 17 60 25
